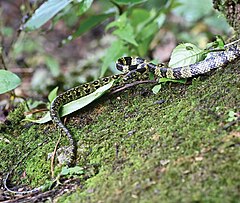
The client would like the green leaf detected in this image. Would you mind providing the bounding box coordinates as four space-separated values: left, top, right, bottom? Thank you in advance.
227 110 237 122
63 13 113 44
133 9 166 56
60 166 85 176
100 40 128 77
130 8 150 29
106 12 127 30
149 72 155 80
77 0 94 15
45 56 60 77
152 77 186 94
0 70 21 94
113 23 138 46
158 78 187 84
152 84 162 94
168 43 205 68
48 87 59 102
206 36 225 51
24 0 73 30
60 167 69 176
113 0 147 5
26 80 115 123
108 13 138 46
215 36 225 49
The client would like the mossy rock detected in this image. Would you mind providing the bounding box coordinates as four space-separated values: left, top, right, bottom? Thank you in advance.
1 60 239 202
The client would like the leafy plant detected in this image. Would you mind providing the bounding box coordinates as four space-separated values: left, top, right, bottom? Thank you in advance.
26 80 115 123
0 70 21 94
151 38 225 94
23 0 179 77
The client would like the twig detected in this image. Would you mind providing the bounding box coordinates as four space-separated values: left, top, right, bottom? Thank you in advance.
51 128 62 179
110 80 157 94
0 52 7 70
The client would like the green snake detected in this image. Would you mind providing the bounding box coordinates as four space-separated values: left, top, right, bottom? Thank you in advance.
50 39 240 166
4 40 240 195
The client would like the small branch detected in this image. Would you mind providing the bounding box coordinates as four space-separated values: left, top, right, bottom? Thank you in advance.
110 0 124 14
51 127 62 179
110 80 157 94
0 51 7 70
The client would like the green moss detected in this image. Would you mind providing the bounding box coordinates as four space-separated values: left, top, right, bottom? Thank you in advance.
1 63 239 201
6 102 26 126
59 64 239 202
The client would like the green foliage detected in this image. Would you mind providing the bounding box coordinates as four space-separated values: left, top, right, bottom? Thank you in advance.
77 0 94 15
20 0 231 80
48 86 59 102
152 84 161 94
60 166 85 176
26 80 115 123
227 110 238 122
24 0 74 30
0 70 21 94
101 40 128 77
113 0 147 5
62 13 113 44
169 43 205 68
23 0 177 77
45 56 61 77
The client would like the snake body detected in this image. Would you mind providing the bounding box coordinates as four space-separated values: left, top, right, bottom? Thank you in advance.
50 40 240 165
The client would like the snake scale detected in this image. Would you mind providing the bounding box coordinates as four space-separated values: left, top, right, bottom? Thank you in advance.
50 39 240 166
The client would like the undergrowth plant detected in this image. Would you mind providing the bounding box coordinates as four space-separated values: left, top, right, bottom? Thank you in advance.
0 0 229 95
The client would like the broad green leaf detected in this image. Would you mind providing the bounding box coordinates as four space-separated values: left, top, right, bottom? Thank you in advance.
63 13 113 44
24 0 73 30
106 13 127 30
26 80 115 123
101 40 128 77
77 0 94 15
134 10 166 56
168 43 205 68
60 166 84 176
113 23 138 46
206 36 225 51
149 72 155 80
215 36 225 49
45 56 60 77
152 84 161 94
60 167 69 176
0 70 21 94
113 0 147 5
48 87 59 102
130 9 150 29
152 77 186 94
158 78 187 84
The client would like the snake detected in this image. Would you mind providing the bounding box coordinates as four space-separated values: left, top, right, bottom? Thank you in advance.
50 39 240 166
3 39 240 195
